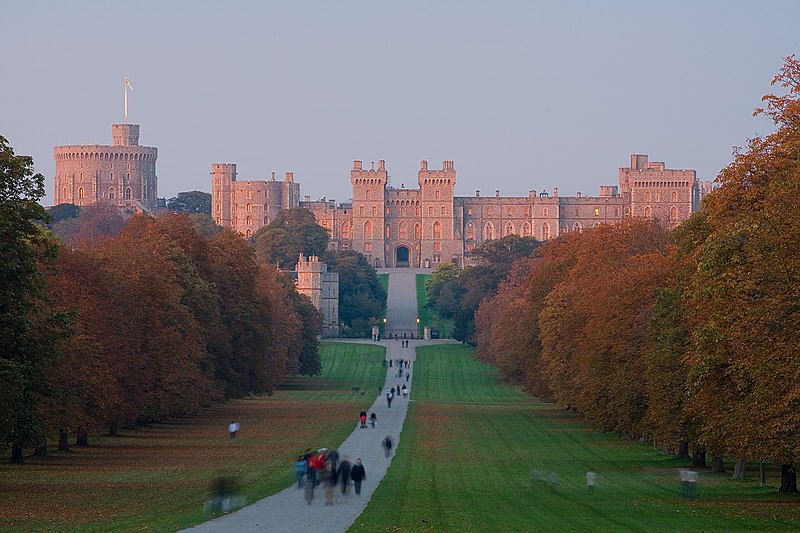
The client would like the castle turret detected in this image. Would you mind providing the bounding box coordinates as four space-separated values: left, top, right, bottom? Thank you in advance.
350 159 388 267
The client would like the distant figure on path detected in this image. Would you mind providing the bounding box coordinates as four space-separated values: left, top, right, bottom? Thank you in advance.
382 435 393 458
360 410 367 428
295 455 307 488
304 474 315 505
370 412 377 428
339 455 352 495
229 421 239 439
322 462 337 506
402 384 408 398
351 458 366 495
385 387 393 408
586 471 596 496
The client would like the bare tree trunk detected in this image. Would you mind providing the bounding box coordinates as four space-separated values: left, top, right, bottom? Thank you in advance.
662 442 672 455
11 443 23 464
33 439 48 457
760 462 766 487
75 428 89 446
731 458 746 479
780 464 798 493
58 428 70 452
692 449 707 468
712 455 725 473
677 441 689 459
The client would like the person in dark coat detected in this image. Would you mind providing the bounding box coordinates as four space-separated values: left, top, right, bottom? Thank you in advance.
339 455 352 494
350 458 366 495
382 435 393 458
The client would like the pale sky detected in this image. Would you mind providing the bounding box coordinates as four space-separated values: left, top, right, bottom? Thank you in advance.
2 1 797 207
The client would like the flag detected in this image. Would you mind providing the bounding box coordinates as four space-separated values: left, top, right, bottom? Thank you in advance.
125 77 134 90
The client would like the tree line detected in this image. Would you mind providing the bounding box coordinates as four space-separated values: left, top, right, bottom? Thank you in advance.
431 57 800 492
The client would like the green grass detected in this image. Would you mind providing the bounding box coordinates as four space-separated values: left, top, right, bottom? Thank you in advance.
0 341 385 532
378 273 389 294
352 344 800 532
416 274 454 338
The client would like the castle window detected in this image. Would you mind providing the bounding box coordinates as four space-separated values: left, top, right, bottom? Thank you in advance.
366 189 372 199
434 242 442 252
522 222 532 236
385 224 390 238
467 222 475 239
359 206 365 216
541 222 550 240
341 222 350 239
507 207 512 216
594 207 600 216
524 207 530 216
216 204 220 214
645 191 651 202
109 187 116 199
78 187 85 199
467 242 475 252
441 206 446 215
399 222 407 239
433 221 442 239
467 207 473 216
487 207 493 215
416 207 420 216
671 206 678 219
364 220 373 238
246 229 252 238
644 206 652 217
543 207 548 217
655 193 661 202
386 207 390 215
247 191 252 199
246 216 251 225
247 203 252 212
217 217 222 225
484 222 494 240
218 191 221 200
505 222 514 236
671 191 677 202
573 222 582 233
401 206 406 216
364 242 373 252
429 206 433 215
415 223 421 239
125 187 132 200
435 190 440 200
264 216 269 225
372 206 377 216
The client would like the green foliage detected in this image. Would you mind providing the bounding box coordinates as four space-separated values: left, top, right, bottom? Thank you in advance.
167 190 212 214
324 249 387 337
253 207 329 268
47 203 80 223
425 261 461 319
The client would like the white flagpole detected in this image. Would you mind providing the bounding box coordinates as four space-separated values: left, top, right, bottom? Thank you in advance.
124 78 128 123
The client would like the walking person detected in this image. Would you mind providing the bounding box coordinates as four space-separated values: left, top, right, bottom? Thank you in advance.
370 412 377 428
350 458 366 496
385 387 393 408
228 421 239 439
359 410 367 429
339 455 352 495
304 473 315 505
321 462 337 506
382 435 393 458
295 455 307 489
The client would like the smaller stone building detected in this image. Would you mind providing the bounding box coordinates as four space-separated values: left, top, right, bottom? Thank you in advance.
295 254 339 337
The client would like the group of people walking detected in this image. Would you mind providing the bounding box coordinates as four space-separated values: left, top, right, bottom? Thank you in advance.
295 448 366 505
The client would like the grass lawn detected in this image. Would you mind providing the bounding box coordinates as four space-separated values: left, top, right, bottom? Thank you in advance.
416 274 454 338
0 341 385 533
353 344 800 532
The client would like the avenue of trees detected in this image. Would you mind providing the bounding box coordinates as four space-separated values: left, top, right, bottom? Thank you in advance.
466 57 800 492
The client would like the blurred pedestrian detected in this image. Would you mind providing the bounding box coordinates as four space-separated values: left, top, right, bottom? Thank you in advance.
229 421 239 439
370 412 377 428
586 471 596 496
351 458 366 496
322 462 337 506
382 435 393 458
339 455 352 495
359 410 367 428
295 455 307 488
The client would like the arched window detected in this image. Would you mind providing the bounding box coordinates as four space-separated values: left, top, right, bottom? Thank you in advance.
467 222 475 239
372 206 377 216
385 224 390 238
484 222 494 240
645 191 651 202
433 221 441 239
401 206 406 216
78 187 85 199
435 190 440 199
522 222 532 237
246 216 251 225
125 187 132 200
216 217 222 225
644 206 652 217
364 220 372 238
246 229 252 238
341 222 350 239
573 222 582 233
246 203 252 212
671 190 678 202
414 223 421 239
671 206 678 219
441 206 446 215
109 187 115 199
399 221 407 239
415 207 420 216
541 222 550 240
505 221 514 236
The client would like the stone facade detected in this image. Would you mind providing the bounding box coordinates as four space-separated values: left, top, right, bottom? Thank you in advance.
211 164 300 238
295 254 339 337
214 154 707 268
54 124 158 211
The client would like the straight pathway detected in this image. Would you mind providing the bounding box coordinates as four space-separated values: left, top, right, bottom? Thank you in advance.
185 270 426 533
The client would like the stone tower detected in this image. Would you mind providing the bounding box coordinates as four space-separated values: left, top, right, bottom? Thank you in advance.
350 160 387 267
296 254 339 337
54 123 158 210
418 160 459 266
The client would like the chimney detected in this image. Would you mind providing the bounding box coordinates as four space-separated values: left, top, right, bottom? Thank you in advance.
553 187 558 198
495 190 500 197
476 190 480 197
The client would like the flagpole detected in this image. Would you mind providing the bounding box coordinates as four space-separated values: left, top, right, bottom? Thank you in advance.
124 78 128 124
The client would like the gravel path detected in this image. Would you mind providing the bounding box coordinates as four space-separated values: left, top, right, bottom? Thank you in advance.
185 269 429 533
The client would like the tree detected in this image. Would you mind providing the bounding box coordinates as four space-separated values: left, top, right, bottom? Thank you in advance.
324 249 387 337
253 208 329 268
50 205 126 247
0 135 65 463
47 203 80 223
167 190 212 214
425 262 462 319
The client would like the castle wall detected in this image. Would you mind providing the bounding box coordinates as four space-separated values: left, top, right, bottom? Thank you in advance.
54 124 158 211
296 254 339 337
